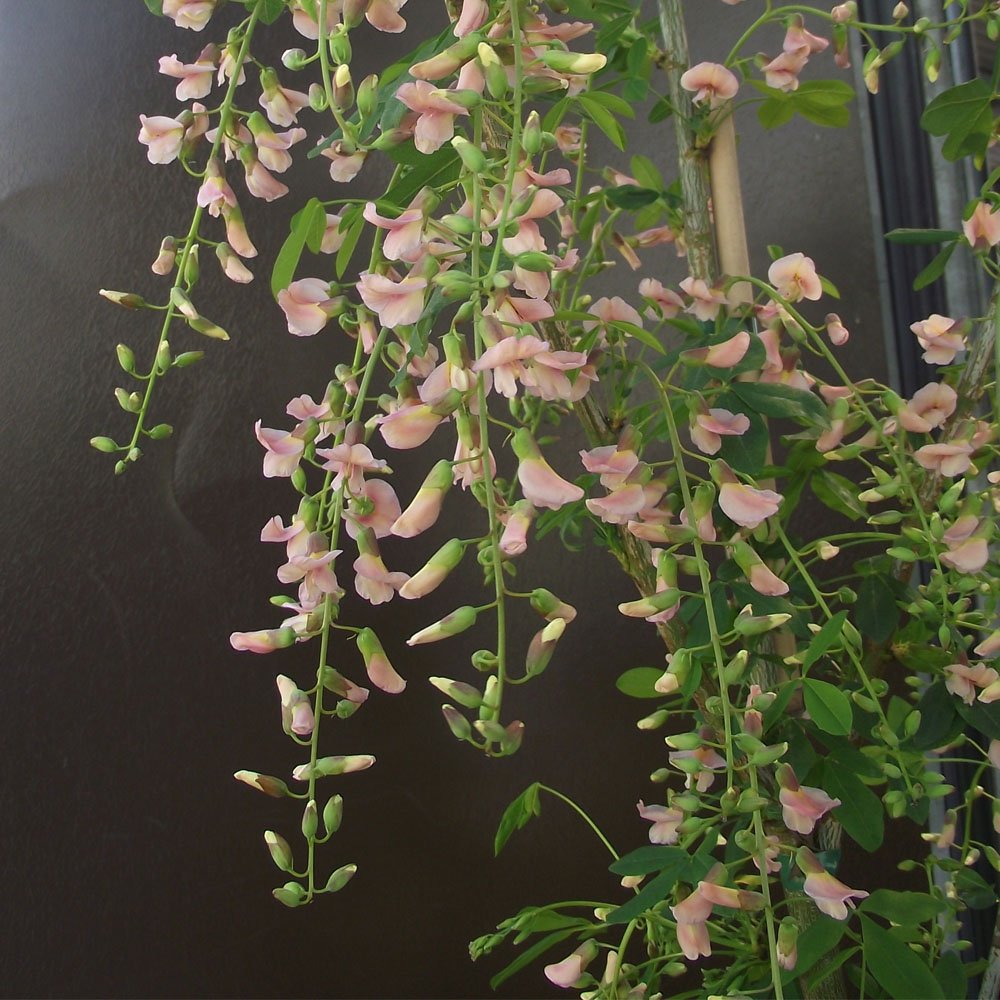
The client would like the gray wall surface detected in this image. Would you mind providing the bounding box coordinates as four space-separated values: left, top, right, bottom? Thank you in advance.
0 2 891 996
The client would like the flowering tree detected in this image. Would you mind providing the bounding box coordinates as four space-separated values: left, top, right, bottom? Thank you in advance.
96 0 1000 996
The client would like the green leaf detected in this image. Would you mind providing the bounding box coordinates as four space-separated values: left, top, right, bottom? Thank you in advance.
610 845 688 877
257 0 286 24
861 916 944 999
861 890 945 925
921 77 994 162
855 575 898 643
629 155 663 192
577 93 626 150
384 145 461 208
811 471 866 521
605 869 678 925
759 98 796 130
955 696 1000 741
718 410 769 475
885 228 962 245
952 867 998 909
489 929 580 990
494 783 541 856
271 197 326 298
822 765 884 851
801 611 848 671
933 950 967 997
615 667 664 699
142 0 163 13
609 320 664 353
583 90 635 119
335 211 366 280
912 241 956 291
605 186 660 210
729 381 827 425
793 79 856 107
909 682 961 751
780 914 845 983
803 678 853 736
648 98 672 123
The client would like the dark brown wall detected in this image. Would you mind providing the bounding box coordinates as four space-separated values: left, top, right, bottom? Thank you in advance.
0 3 888 997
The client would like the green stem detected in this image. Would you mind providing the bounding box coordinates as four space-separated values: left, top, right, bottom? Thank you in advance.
539 784 619 861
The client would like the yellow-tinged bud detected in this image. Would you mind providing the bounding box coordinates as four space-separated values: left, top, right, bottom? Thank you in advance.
324 863 357 892
264 830 294 872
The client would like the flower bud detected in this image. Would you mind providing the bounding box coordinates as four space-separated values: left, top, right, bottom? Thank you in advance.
272 881 306 907
777 919 798 970
324 863 357 893
734 606 792 636
407 606 478 645
90 436 119 453
521 110 542 155
539 50 607 75
529 588 577 623
309 82 327 112
281 47 308 70
234 770 290 797
524 618 566 677
637 710 669 730
471 649 499 672
151 236 177 275
99 289 147 310
892 2 908 19
442 704 472 739
500 720 525 755
323 794 344 835
357 73 379 119
301 800 319 841
264 830 294 872
429 676 483 709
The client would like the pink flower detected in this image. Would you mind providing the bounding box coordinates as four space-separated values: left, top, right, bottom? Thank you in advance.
346 479 401 540
512 430 584 511
910 314 967 365
243 155 289 202
162 0 218 30
784 18 829 54
367 0 408 32
138 115 186 164
159 49 216 100
353 552 408 606
357 272 428 329
259 78 309 127
392 460 452 537
255 420 307 478
637 801 683 844
798 848 869 920
453 0 488 36
640 277 686 319
222 203 257 258
278 278 337 337
499 501 534 556
898 381 957 433
963 200 1000 251
321 142 367 182
363 202 425 262
915 440 975 477
196 158 237 216
316 442 389 493
249 119 307 174
690 407 750 455
825 312 850 345
378 402 444 450
719 482 783 528
670 883 714 961
777 765 840 835
395 81 469 154
680 276 728 321
945 662 999 705
762 47 810 91
544 942 598 989
669 746 727 792
473 334 590 402
680 62 739 107
768 252 822 302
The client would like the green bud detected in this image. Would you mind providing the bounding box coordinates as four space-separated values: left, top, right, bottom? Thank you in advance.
325 863 357 893
737 790 769 813
666 732 703 751
116 344 136 373
323 795 344 835
309 82 327 112
521 110 542 155
155 340 172 374
183 243 200 285
301 800 318 841
471 649 499 672
514 251 554 272
264 830 294 872
188 314 230 341
281 47 309 70
538 50 607 75
328 27 352 64
474 718 507 742
407 606 478 645
147 423 173 440
429 676 483 709
90 436 119 453
233 771 290 798
649 768 671 783
357 73 379 119
637 710 669 731
114 388 139 413
749 742 789 767
99 289 147 309
272 881 307 908
173 350 204 368
442 704 472 740
500 720 525 755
